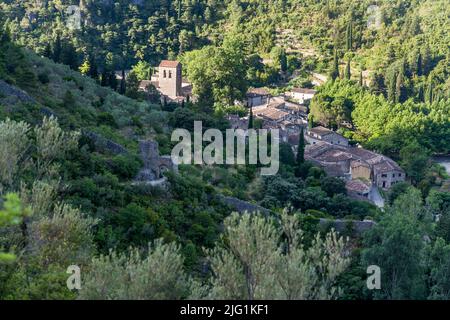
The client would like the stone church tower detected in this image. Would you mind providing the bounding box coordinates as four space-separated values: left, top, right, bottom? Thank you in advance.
158 60 182 98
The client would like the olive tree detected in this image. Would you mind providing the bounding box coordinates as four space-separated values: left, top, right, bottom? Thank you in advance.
193 211 350 300
79 240 188 300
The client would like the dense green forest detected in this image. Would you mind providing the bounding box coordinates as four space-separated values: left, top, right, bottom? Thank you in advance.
0 0 450 300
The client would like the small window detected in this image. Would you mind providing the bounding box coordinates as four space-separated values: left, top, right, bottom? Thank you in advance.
399 173 402 177
169 71 172 78
381 174 387 178
392 174 395 178
163 70 167 78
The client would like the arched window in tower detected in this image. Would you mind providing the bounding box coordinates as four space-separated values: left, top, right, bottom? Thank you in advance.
163 70 167 78
169 70 172 78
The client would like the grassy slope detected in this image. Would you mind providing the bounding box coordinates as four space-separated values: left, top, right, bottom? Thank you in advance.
0 41 167 153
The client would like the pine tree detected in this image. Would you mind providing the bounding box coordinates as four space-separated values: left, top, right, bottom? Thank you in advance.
61 42 78 70
297 127 305 165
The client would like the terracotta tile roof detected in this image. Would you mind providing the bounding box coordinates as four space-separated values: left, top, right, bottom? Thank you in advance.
346 180 371 193
373 160 403 174
305 142 405 176
247 87 271 97
159 60 180 68
255 107 289 121
316 149 353 162
308 126 334 136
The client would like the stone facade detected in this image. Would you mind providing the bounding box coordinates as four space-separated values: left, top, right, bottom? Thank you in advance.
246 88 271 107
158 60 182 98
134 140 178 183
285 87 316 104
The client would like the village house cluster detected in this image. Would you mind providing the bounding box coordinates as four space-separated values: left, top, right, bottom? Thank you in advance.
126 59 405 206
232 84 405 206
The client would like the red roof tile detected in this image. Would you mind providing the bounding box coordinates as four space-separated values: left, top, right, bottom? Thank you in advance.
159 60 180 68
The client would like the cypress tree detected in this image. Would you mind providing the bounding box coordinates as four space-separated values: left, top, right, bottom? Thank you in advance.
417 52 423 76
52 34 62 63
119 69 126 94
344 59 351 80
387 70 397 102
100 69 108 87
248 106 254 129
330 48 339 81
280 49 287 73
308 115 314 129
395 72 405 103
89 57 99 80
297 127 305 165
43 43 52 58
177 0 182 20
417 83 424 102
359 70 363 86
426 78 434 104
346 21 353 52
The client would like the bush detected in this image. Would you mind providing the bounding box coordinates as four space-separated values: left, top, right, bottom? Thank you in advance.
38 72 50 84
109 154 142 180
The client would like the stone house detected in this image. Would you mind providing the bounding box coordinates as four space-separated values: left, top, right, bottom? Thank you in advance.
346 179 371 199
305 142 405 190
285 88 316 104
247 88 271 107
306 126 349 146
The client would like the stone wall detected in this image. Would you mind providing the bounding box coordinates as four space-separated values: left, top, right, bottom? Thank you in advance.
134 140 177 183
